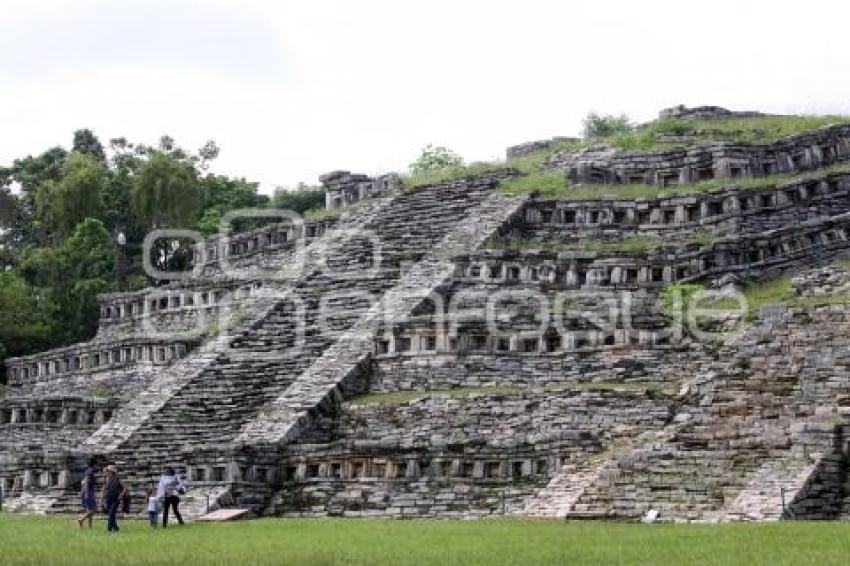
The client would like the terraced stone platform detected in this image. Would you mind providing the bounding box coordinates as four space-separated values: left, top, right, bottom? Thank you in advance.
6 107 850 521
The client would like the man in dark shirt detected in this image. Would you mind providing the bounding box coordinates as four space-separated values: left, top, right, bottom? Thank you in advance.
102 465 126 533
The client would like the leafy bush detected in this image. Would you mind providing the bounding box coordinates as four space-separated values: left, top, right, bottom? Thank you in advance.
650 118 697 136
271 185 325 214
582 112 633 139
408 144 464 174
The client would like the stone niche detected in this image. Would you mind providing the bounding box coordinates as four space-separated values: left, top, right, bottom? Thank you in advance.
322 170 400 210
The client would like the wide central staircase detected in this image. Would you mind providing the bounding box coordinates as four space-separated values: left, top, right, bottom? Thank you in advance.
47 174 526 514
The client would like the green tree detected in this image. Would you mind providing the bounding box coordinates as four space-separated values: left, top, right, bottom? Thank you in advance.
197 140 220 170
9 147 68 196
132 151 200 229
194 175 270 235
200 175 267 211
34 152 105 241
19 218 114 344
409 144 464 174
0 185 15 225
271 184 325 215
72 129 106 163
582 112 633 139
4 147 68 249
0 271 57 382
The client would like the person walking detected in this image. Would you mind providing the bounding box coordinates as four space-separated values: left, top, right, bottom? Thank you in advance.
102 465 126 533
147 487 160 528
77 462 97 529
157 467 185 527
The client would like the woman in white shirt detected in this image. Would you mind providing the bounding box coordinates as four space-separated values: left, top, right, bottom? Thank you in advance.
156 467 185 527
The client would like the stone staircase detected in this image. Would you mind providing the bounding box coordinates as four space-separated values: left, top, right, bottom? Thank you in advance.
520 428 677 519
235 191 528 448
81 197 397 456
178 485 234 519
723 456 817 521
41 174 525 513
520 455 617 519
2 491 60 514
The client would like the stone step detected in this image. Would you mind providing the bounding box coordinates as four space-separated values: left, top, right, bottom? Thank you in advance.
723 456 817 521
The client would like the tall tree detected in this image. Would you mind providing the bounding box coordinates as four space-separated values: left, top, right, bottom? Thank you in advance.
72 129 106 163
131 151 200 230
5 147 68 249
196 175 269 235
0 271 56 382
34 152 105 241
19 218 114 344
131 151 201 278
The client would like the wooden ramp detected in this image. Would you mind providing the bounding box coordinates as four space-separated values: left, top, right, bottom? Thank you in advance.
196 508 254 522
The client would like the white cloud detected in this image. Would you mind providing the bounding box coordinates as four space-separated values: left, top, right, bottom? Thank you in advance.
1 0 849 192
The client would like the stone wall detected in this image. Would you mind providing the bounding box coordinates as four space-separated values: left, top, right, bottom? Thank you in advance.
95 279 265 339
322 170 400 210
512 170 850 241
269 387 672 517
658 105 763 121
470 211 850 290
5 337 196 394
6 116 850 522
193 218 334 277
545 124 850 186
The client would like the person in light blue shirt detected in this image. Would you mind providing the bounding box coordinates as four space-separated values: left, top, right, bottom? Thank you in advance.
156 467 185 527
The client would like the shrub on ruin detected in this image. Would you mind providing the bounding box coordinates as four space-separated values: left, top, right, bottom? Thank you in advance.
582 112 633 139
650 117 696 136
408 144 464 174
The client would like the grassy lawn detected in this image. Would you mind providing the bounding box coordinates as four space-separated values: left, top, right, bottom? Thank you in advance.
2 514 850 565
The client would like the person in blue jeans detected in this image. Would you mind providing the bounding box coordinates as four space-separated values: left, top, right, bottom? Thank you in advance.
147 488 160 528
77 462 97 529
157 468 185 527
101 466 126 533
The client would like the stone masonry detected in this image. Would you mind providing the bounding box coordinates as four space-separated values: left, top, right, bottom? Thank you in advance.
5 109 850 522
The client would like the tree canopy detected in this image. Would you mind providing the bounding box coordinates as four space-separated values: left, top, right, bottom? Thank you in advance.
34 152 105 241
271 184 325 215
132 151 200 230
0 129 310 382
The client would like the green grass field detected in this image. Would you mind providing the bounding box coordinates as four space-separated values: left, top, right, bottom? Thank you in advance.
2 514 850 565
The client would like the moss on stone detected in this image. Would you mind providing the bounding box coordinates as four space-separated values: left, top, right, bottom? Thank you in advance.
497 160 850 201
87 385 114 398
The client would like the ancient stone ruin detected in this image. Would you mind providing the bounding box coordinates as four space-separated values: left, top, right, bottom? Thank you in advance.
4 106 850 521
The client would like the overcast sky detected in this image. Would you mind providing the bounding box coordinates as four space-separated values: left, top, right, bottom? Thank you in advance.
2 0 849 192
